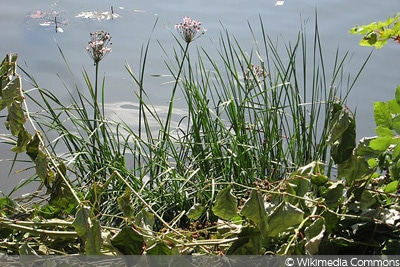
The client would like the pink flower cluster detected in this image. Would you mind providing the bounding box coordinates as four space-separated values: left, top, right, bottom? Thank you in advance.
85 30 112 64
175 16 206 43
245 64 269 88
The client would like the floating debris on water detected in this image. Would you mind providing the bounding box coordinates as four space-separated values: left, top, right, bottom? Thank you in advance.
76 6 120 20
26 9 68 33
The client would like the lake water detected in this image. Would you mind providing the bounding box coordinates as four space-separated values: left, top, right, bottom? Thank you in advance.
0 0 399 195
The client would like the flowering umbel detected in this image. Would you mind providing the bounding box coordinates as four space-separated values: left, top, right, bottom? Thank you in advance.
85 30 112 64
244 64 269 89
175 16 206 43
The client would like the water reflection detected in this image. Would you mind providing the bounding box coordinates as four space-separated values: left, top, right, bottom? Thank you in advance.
104 101 188 137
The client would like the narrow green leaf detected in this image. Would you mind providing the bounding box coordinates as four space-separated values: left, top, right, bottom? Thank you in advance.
241 190 268 235
111 226 144 255
267 202 304 237
212 186 238 220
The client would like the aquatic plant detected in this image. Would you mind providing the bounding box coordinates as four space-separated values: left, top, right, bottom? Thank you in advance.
85 30 112 65
84 30 112 184
175 16 206 43
5 14 400 256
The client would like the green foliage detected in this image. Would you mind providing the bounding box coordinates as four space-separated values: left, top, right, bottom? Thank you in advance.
111 226 144 255
2 14 400 256
212 185 238 220
267 201 304 238
349 13 400 49
241 190 268 236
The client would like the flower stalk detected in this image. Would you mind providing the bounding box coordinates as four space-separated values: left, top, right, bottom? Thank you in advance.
85 30 112 178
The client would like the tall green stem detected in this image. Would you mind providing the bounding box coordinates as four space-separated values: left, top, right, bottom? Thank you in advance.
92 61 99 180
153 42 190 185
163 42 190 140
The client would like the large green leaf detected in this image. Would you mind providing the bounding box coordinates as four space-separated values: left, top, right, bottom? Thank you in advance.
392 115 400 135
10 127 31 153
267 201 304 237
321 182 344 208
338 155 372 185
0 53 18 80
187 203 206 220
111 226 144 255
305 218 325 255
374 102 391 129
72 205 92 240
330 114 356 164
327 109 351 144
49 162 76 212
286 176 310 205
369 136 393 151
383 180 399 194
134 209 155 234
2 76 22 111
85 219 102 255
212 185 238 220
241 190 268 235
6 99 25 136
146 241 172 255
117 188 134 218
26 133 40 160
375 125 394 138
226 226 261 255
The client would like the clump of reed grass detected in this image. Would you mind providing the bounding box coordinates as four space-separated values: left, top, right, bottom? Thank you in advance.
18 16 369 228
